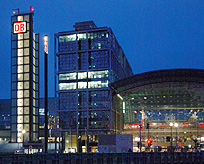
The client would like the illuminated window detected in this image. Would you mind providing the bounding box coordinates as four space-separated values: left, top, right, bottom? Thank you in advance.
88 70 109 79
17 99 23 106
24 56 29 64
59 34 76 42
24 48 29 55
24 124 29 131
88 81 108 88
17 16 23 21
88 31 108 39
24 82 29 89
24 73 29 80
24 107 29 114
18 34 23 40
18 57 23 65
17 82 23 89
77 33 86 40
17 65 23 73
18 74 23 81
24 99 29 106
17 107 23 115
18 49 23 56
59 83 77 90
24 32 29 39
17 116 23 123
24 15 29 22
59 73 77 81
18 40 23 48
24 65 29 72
78 82 87 89
24 40 29 47
17 90 23 98
78 72 87 79
33 57 35 65
24 116 29 123
26 23 29 31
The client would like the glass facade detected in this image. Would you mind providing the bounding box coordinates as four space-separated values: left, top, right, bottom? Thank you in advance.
55 21 133 152
111 69 204 148
0 98 58 130
11 13 39 143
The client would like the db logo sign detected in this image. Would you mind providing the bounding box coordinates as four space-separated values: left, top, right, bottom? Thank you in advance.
13 21 27 34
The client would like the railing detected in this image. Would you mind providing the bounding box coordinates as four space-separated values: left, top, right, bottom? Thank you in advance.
0 152 204 164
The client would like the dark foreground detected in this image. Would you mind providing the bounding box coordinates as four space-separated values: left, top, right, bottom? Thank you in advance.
0 152 204 164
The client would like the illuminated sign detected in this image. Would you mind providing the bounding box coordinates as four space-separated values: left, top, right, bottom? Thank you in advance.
13 21 27 34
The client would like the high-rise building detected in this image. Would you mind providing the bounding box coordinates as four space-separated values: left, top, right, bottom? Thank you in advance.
55 21 133 152
11 8 39 143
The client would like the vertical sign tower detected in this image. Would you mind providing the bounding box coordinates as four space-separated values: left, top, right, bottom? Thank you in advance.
11 7 39 143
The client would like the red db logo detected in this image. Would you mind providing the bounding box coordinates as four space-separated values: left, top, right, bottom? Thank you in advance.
13 21 27 34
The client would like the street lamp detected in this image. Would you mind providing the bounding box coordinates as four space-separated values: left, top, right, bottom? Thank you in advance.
170 122 173 152
174 123 178 150
44 35 48 153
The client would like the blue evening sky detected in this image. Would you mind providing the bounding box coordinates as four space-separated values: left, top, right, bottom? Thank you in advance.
0 0 204 98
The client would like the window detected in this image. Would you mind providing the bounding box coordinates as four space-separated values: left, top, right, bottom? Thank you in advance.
77 33 86 40
59 73 77 81
59 34 76 42
78 82 87 89
88 80 108 89
59 83 76 90
88 70 109 79
78 72 87 80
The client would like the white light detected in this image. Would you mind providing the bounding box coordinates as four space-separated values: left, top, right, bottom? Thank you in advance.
44 35 48 42
174 123 178 127
44 35 48 54
201 137 204 141
170 122 173 126
135 137 140 142
22 129 26 134
117 94 123 100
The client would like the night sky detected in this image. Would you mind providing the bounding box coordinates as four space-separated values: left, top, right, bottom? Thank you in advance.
0 0 204 99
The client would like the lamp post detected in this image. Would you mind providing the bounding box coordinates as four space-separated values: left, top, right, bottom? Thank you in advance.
140 124 142 152
44 35 48 153
170 122 173 152
22 129 26 152
174 123 178 150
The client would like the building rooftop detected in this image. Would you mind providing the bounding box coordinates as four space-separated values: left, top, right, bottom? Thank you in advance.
73 21 97 31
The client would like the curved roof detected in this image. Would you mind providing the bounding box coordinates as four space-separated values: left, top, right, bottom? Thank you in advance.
110 68 204 93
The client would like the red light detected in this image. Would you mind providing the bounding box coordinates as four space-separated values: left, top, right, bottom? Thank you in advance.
13 11 16 14
32 8 34 12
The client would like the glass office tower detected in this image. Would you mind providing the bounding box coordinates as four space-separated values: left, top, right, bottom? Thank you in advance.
11 11 39 143
55 21 133 152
